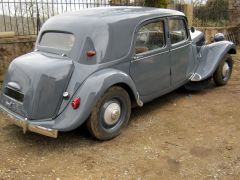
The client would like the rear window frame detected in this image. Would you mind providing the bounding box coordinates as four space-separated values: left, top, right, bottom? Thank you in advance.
37 31 75 55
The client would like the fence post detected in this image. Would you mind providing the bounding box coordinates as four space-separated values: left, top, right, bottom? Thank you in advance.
183 4 193 26
167 1 174 9
36 0 41 35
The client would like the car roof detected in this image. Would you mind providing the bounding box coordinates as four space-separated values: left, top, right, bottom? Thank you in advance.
38 7 185 63
62 6 185 20
43 7 185 31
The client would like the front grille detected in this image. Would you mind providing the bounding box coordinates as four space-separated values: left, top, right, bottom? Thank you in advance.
4 87 24 102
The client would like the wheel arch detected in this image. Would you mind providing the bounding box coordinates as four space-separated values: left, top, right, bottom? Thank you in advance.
191 41 236 81
113 82 139 108
52 68 142 131
228 48 237 55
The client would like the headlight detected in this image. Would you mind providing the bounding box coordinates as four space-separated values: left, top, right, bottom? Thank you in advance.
214 33 225 42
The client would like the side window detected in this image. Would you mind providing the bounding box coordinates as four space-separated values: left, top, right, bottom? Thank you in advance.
135 21 165 54
169 19 188 44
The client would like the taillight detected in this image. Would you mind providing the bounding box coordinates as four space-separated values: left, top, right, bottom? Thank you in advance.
86 50 96 57
71 97 80 109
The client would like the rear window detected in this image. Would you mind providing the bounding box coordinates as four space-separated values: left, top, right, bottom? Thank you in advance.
39 32 75 51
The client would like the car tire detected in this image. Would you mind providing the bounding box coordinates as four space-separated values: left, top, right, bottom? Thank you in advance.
87 86 131 140
213 55 233 86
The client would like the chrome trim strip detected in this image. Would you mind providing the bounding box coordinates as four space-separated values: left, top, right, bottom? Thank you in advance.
136 92 143 107
132 50 169 62
171 43 191 51
190 73 202 82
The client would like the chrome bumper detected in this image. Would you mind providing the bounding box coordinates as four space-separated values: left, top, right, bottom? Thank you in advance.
0 105 58 138
9 118 58 138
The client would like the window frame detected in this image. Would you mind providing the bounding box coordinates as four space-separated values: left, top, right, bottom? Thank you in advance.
39 31 75 51
168 16 190 46
37 30 76 57
133 18 168 56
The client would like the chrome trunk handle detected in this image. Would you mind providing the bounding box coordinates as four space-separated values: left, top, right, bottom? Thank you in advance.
7 82 21 91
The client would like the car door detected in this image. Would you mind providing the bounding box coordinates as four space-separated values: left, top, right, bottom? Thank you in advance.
168 17 195 86
130 18 171 96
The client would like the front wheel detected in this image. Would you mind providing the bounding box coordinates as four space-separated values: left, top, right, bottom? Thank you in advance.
87 86 131 140
213 55 233 86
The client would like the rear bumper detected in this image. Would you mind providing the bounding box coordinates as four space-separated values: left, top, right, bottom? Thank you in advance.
0 104 58 138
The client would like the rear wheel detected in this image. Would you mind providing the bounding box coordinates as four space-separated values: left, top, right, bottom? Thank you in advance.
213 55 233 86
87 86 131 140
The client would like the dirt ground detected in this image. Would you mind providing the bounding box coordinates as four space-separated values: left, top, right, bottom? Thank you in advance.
0 49 240 180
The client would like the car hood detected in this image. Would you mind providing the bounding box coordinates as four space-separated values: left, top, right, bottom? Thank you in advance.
190 30 205 44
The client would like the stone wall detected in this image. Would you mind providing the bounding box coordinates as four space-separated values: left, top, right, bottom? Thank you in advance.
229 0 240 26
228 0 240 42
197 26 239 44
0 35 36 81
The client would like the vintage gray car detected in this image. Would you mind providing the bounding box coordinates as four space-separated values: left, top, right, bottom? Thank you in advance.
0 7 236 140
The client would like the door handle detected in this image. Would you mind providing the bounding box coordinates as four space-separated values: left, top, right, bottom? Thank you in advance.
132 55 143 62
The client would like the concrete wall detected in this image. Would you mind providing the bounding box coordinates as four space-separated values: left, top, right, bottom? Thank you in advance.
0 35 36 81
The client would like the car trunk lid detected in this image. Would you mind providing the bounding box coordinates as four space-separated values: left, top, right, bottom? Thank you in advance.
1 52 74 120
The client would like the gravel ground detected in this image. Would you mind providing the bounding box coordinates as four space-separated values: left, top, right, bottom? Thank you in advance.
0 48 240 180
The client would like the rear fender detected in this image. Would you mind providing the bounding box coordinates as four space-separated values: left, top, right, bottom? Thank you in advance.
191 41 236 81
52 68 142 131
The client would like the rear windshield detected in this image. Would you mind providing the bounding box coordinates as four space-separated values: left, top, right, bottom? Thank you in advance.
39 32 75 51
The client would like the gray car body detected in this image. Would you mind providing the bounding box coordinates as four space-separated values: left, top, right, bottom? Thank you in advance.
0 7 236 132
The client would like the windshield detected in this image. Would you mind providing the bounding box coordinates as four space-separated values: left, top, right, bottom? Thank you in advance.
39 32 75 51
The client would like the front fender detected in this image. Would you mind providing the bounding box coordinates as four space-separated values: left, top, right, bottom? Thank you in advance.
191 41 236 81
51 68 142 131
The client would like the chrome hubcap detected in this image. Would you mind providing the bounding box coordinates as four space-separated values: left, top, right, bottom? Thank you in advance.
103 102 121 125
222 62 230 79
